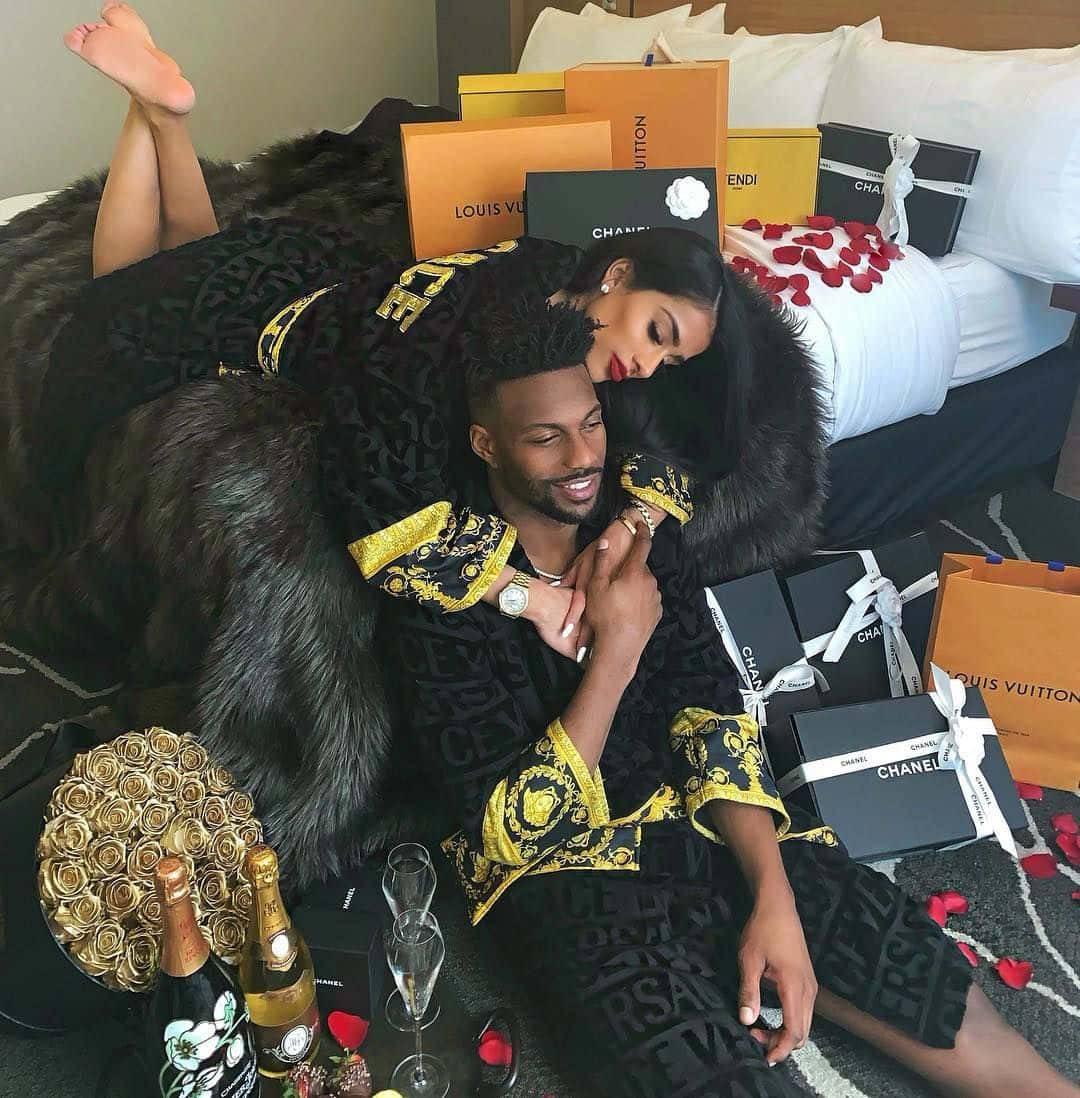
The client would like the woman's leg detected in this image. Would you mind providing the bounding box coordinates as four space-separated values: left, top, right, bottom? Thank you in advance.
816 984 1079 1098
144 108 218 252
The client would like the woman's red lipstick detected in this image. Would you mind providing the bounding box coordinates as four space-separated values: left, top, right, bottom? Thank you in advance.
609 354 628 382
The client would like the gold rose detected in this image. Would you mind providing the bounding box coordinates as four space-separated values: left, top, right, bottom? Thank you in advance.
51 890 104 943
201 796 229 830
148 763 181 798
135 891 163 932
93 794 137 836
177 739 209 773
231 882 253 917
147 728 181 761
119 772 153 804
86 836 128 879
39 858 90 905
113 733 151 767
139 800 173 839
164 815 210 859
225 791 255 822
103 877 143 920
127 837 165 882
208 828 243 871
48 779 95 818
42 813 94 858
205 765 233 795
177 775 207 810
235 820 263 850
70 935 111 978
84 747 123 788
198 869 229 910
207 911 246 965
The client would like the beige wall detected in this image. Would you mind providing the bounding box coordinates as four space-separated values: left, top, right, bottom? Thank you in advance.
1 0 438 196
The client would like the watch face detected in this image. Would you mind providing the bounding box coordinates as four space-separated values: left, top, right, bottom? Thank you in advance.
500 585 528 616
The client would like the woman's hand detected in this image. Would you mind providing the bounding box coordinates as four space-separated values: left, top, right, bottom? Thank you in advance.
737 881 817 1066
523 578 587 661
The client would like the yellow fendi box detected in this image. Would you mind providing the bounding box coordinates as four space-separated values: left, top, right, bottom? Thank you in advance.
725 128 821 228
564 61 728 241
458 72 565 121
400 113 612 260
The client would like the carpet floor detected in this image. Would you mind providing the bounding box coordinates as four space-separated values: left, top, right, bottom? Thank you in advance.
1 469 1078 1097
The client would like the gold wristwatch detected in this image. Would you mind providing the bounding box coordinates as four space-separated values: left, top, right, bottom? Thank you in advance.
497 570 531 618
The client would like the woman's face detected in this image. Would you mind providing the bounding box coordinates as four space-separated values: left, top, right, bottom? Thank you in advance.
582 261 717 384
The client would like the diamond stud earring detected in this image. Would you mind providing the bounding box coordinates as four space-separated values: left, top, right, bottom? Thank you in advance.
600 282 610 294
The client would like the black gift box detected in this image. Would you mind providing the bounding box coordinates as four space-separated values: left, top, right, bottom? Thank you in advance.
784 534 938 708
294 866 386 1019
705 570 822 748
524 168 720 251
771 688 1025 862
816 122 979 256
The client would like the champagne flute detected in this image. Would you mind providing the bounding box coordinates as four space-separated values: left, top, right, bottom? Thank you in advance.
386 909 449 1098
382 843 440 1030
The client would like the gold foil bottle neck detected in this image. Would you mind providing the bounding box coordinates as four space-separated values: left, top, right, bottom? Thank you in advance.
154 856 191 906
245 844 280 888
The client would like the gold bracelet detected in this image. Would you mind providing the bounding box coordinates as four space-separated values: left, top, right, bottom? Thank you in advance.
617 515 638 537
626 498 656 537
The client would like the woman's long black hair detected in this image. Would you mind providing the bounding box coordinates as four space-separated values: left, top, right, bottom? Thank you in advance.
564 228 752 484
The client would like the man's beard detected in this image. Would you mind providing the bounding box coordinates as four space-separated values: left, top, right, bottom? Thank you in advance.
508 466 606 526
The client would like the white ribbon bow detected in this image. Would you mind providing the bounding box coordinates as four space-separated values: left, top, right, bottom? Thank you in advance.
876 134 920 246
929 664 1018 857
705 589 828 732
818 133 974 246
802 549 938 699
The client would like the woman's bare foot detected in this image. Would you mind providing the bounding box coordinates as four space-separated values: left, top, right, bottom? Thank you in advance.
63 22 194 115
100 2 180 73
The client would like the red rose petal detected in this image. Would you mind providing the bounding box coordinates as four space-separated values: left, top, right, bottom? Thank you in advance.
802 250 825 273
791 290 812 307
1051 812 1078 835
836 261 854 278
879 241 902 259
869 252 891 271
780 224 792 232
756 271 771 288
327 1010 369 1051
843 220 869 238
478 1030 513 1067
763 223 785 240
1072 891 1080 901
773 245 803 265
770 294 783 308
768 275 790 292
866 267 883 284
940 890 969 915
1020 852 1058 878
792 233 815 245
851 236 872 255
995 957 1033 990
789 273 810 292
838 246 860 265
850 273 873 293
956 942 979 967
925 895 947 927
1015 781 1043 801
807 215 836 230
821 267 844 288
742 218 762 231
810 232 835 250
1055 832 1080 865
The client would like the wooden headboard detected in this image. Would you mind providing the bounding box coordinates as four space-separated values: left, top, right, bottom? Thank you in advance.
513 0 1080 57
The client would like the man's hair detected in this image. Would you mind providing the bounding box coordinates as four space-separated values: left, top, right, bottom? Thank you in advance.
464 295 598 422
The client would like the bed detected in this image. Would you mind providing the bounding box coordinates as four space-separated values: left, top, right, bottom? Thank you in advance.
516 0 1080 543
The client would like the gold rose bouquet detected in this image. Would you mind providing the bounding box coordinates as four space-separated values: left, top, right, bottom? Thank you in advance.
37 728 264 993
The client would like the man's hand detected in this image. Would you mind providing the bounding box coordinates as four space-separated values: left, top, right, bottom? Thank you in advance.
586 523 661 680
526 580 586 661
737 883 817 1066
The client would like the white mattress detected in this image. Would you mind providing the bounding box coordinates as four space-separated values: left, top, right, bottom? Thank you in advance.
935 251 1074 388
724 224 959 443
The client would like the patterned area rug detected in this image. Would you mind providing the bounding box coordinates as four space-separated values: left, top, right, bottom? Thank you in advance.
1 471 1078 1097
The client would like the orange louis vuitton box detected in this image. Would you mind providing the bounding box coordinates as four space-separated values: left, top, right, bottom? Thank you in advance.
400 114 612 260
563 61 728 241
925 553 1080 791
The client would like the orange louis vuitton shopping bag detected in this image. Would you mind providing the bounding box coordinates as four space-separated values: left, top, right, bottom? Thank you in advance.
925 553 1080 791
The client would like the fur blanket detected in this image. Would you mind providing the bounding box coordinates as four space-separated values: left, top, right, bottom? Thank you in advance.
0 102 826 885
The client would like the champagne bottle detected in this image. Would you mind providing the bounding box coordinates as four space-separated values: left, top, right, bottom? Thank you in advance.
238 844 321 1078
147 857 258 1098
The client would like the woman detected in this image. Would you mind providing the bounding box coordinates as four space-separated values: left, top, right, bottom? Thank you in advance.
37 6 762 660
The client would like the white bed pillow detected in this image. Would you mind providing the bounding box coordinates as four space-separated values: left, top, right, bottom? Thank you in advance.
580 2 724 31
820 28 1080 283
661 21 880 127
729 16 881 46
518 4 691 72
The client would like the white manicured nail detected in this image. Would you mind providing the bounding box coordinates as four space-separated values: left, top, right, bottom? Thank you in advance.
576 646 588 663
561 623 574 638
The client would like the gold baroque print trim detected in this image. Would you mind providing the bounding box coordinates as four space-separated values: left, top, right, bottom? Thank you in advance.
620 456 693 524
348 502 454 580
257 284 340 375
547 719 609 826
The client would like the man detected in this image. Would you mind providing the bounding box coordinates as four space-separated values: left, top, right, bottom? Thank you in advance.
382 297 1076 1098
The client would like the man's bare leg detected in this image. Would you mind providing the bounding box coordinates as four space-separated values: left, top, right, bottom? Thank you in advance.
814 984 1079 1098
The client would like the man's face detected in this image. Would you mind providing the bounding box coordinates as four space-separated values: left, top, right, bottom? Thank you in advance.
476 365 607 526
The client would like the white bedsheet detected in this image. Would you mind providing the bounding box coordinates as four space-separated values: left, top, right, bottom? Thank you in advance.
0 191 57 226
935 251 1073 388
723 224 959 443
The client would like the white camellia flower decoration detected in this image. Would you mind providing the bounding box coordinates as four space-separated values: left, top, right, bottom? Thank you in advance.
665 176 710 221
164 1018 220 1072
213 990 237 1032
225 1035 246 1068
180 1063 225 1098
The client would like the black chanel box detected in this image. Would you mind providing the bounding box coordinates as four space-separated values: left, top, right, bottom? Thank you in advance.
705 570 822 760
524 168 720 251
770 688 1025 862
294 866 386 1019
816 122 979 256
783 534 938 708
